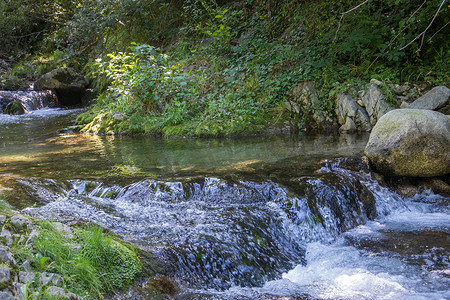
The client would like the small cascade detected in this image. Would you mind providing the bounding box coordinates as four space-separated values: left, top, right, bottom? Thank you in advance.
12 158 449 299
0 90 58 113
19 160 401 291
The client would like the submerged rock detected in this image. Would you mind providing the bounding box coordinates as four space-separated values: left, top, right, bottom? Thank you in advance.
0 90 58 112
3 101 27 115
34 67 89 106
365 109 450 177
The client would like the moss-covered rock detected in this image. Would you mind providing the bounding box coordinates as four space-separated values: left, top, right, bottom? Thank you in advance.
365 109 450 177
3 101 27 115
34 67 89 106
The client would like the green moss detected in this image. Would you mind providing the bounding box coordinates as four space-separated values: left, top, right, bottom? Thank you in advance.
0 277 12 290
3 101 26 115
76 112 96 125
83 182 99 194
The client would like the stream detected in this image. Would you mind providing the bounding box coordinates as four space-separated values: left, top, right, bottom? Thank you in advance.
0 102 448 299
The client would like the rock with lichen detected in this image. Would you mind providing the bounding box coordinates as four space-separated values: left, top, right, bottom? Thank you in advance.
365 109 450 177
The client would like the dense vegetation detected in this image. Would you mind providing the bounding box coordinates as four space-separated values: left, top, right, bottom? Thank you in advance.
1 0 449 136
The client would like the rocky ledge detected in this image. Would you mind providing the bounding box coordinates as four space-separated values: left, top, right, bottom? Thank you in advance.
0 207 142 299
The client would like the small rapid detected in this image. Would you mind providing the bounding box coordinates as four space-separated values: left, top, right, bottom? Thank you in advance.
16 158 448 299
0 90 58 113
257 191 449 300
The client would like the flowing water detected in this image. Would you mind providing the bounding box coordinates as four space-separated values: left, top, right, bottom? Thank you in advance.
0 95 448 299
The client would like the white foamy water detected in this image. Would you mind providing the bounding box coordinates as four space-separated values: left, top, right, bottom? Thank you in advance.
11 142 449 299
0 108 80 124
256 191 450 300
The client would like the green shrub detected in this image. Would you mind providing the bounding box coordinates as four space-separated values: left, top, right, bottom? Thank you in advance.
26 222 142 299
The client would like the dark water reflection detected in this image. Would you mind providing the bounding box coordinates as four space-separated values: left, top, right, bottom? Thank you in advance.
0 110 369 184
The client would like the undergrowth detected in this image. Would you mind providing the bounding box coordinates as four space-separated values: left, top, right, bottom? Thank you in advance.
76 0 449 136
11 220 141 299
2 0 448 135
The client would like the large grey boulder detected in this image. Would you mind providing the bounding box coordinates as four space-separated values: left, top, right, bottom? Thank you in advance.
335 93 371 132
360 82 395 125
34 67 89 106
365 109 450 177
406 86 450 111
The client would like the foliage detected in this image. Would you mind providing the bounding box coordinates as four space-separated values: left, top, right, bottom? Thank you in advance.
2 0 449 135
78 42 275 136
0 0 76 59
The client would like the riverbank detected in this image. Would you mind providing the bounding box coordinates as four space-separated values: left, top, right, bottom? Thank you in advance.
2 1 448 137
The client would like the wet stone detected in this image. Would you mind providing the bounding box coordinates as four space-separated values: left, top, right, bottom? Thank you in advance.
9 215 30 232
396 185 420 198
0 246 15 265
0 292 14 300
19 271 36 284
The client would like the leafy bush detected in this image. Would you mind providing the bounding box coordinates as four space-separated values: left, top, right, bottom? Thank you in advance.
93 43 192 114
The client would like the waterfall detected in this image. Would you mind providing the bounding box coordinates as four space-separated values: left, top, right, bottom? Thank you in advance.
0 90 58 113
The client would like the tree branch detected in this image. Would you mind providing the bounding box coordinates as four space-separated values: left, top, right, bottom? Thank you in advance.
56 39 101 64
333 0 371 42
428 20 450 42
400 0 446 52
389 0 427 46
341 0 371 15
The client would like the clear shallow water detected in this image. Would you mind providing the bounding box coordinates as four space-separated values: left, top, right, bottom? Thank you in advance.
0 106 448 299
0 108 369 205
